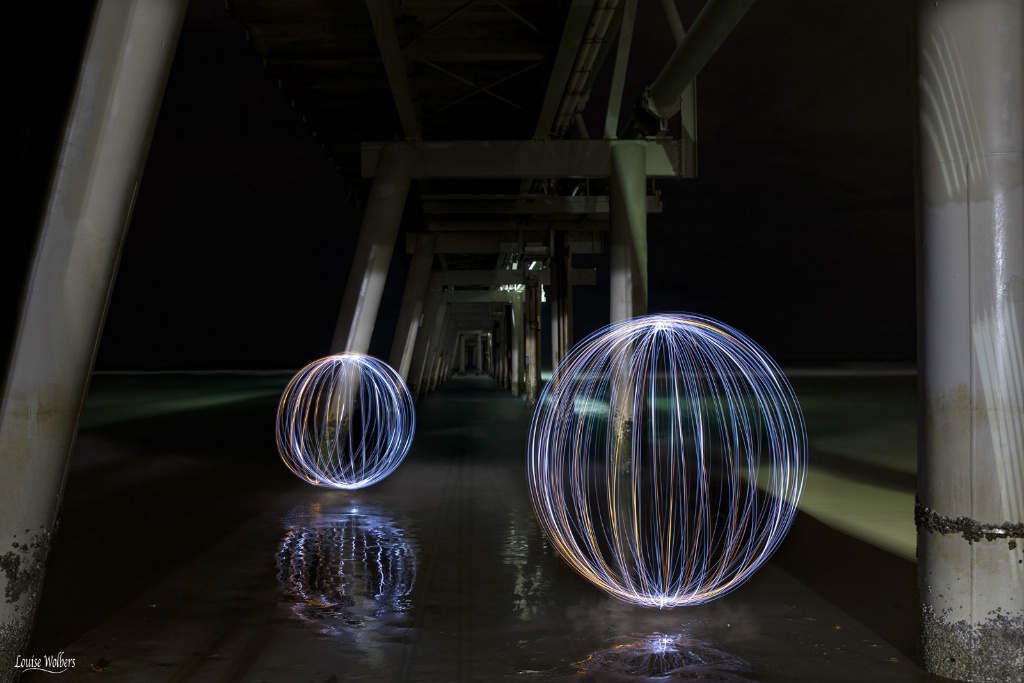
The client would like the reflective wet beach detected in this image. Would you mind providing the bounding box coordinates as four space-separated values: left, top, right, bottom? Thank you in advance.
27 371 928 681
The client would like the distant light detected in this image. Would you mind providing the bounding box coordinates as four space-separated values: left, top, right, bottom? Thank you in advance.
276 353 415 489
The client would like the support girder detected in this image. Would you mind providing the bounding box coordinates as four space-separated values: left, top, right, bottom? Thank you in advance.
437 268 596 287
407 231 603 254
366 0 420 139
533 0 595 139
362 139 688 179
444 291 513 304
647 0 755 118
427 219 608 232
421 194 661 215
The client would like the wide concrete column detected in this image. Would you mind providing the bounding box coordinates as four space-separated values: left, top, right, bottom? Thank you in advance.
0 0 187 674
330 144 413 354
917 1 1024 680
389 233 435 379
457 334 466 374
524 276 542 407
610 141 648 322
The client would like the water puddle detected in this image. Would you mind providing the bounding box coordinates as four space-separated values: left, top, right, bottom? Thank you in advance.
276 502 417 634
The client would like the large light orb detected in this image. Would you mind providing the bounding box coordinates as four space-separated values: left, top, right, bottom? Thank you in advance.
527 314 806 608
276 353 415 489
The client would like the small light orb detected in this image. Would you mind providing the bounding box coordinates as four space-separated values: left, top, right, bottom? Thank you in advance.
276 353 415 489
527 314 806 608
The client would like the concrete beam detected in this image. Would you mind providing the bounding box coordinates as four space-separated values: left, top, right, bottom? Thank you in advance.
421 193 662 215
407 231 603 255
437 268 596 288
604 0 638 139
443 291 513 304
408 231 547 255
366 0 420 139
534 0 595 138
362 139 688 179
427 219 608 232
640 0 755 123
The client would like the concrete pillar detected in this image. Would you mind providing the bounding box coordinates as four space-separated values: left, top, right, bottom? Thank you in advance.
427 352 442 393
408 287 441 400
917 2 1024 680
0 0 187 674
497 312 508 388
552 231 574 371
439 308 455 388
475 332 483 374
458 334 466 374
330 144 413 354
487 331 495 376
428 306 452 393
610 141 648 322
389 233 435 379
510 291 524 397
549 234 563 371
439 324 457 387
525 276 542 407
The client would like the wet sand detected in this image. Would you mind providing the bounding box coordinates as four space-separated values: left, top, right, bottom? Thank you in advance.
25 371 931 681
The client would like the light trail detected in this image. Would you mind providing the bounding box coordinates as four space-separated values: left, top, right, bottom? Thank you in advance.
276 353 415 489
527 314 807 607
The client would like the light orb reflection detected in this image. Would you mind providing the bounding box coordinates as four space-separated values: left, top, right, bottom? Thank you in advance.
527 313 806 608
277 505 416 631
574 632 756 681
276 353 415 489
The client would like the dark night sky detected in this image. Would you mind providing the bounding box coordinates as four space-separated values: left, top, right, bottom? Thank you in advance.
10 0 917 373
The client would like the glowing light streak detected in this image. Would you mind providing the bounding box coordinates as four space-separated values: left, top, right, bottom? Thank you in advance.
527 314 806 608
276 353 415 489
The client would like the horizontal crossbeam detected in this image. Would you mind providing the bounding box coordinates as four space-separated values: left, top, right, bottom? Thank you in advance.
362 139 688 179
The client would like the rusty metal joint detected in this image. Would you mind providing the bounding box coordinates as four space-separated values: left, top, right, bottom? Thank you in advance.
630 87 665 138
